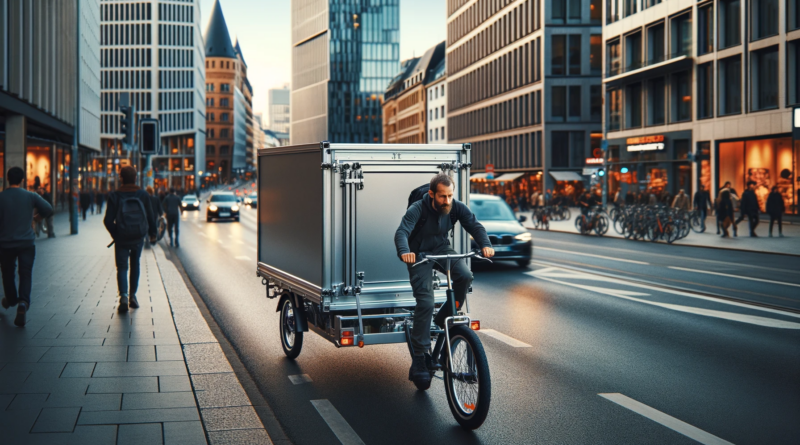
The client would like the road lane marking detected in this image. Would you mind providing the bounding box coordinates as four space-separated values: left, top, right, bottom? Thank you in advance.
310 399 365 445
479 329 532 347
248 246 257 252
288 374 313 385
529 266 800 328
197 232 207 237
599 393 734 445
535 246 649 265
235 256 250 261
668 266 800 288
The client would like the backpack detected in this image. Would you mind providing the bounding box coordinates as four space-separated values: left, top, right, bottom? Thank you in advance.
407 183 458 244
114 193 149 243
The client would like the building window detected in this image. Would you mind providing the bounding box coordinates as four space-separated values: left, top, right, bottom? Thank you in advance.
208 129 215 138
719 0 741 49
221 98 229 107
671 71 692 122
697 62 714 119
441 85 445 96
206 145 215 155
625 82 642 128
441 106 445 117
698 4 714 55
220 129 229 138
435 108 439 119
221 83 230 92
552 35 566 75
430 130 433 141
221 113 229 122
552 86 567 120
568 0 581 19
647 22 665 65
590 85 601 120
553 0 566 21
220 146 229 155
719 55 742 115
206 98 214 106
790 0 800 31
751 0 779 40
608 88 622 131
208 113 215 121
671 12 692 57
625 31 642 72
751 46 779 110
590 35 602 75
647 77 666 125
624 0 637 17
206 83 214 92
569 35 581 75
569 86 581 118
590 0 602 23
788 40 800 105
607 39 621 76
552 132 569 167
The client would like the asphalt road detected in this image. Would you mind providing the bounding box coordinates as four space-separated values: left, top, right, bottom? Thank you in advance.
167 197 800 445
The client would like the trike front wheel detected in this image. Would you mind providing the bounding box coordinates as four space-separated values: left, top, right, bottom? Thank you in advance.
444 326 491 430
279 296 303 359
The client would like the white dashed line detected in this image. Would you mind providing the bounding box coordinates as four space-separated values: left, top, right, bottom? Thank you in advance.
196 232 207 237
535 246 650 265
479 329 531 347
311 399 365 445
235 256 250 261
288 374 313 385
599 393 734 445
248 246 257 253
668 266 800 288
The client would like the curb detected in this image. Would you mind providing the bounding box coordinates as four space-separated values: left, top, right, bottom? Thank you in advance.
152 245 274 444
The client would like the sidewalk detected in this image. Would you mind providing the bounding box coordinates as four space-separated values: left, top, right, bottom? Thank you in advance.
517 208 800 256
0 213 271 444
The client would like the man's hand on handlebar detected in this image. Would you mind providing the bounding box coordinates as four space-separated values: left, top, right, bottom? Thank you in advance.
401 253 416 264
481 247 495 258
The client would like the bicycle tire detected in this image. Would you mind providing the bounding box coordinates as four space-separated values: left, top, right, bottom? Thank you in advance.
444 326 491 430
279 296 303 359
563 208 571 220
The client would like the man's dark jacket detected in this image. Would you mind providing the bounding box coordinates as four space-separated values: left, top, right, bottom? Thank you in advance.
740 189 760 216
0 188 54 248
162 193 182 217
693 190 711 210
394 195 491 257
104 185 157 246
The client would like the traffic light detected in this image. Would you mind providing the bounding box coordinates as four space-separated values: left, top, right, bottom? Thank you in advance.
120 106 134 145
139 119 159 155
597 169 605 177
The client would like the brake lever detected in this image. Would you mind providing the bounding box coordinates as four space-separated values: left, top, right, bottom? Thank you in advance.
411 258 430 268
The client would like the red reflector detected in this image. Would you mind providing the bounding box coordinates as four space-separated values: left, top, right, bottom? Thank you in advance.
358 341 364 348
456 301 460 309
342 331 353 337
341 337 353 346
470 320 480 331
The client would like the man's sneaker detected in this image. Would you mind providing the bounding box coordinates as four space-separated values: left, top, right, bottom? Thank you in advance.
408 355 431 385
14 303 27 327
1 297 10 310
118 294 129 313
175 240 179 248
129 295 139 309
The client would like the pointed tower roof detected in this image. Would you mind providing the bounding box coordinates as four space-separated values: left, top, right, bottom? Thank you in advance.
204 0 236 59
234 38 247 67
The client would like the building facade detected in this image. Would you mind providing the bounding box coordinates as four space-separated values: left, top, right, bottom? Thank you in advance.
447 0 603 202
0 0 101 208
427 59 447 143
268 86 290 133
604 0 799 215
382 42 446 144
100 0 207 192
291 0 400 144
204 0 253 184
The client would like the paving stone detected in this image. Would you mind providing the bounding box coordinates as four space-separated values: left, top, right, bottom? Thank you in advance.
62 362 97 378
118 423 163 445
127 345 156 362
0 394 13 410
200 406 264 432
9 346 51 363
123 391 197 410
183 343 232 374
160 375 193 393
208 429 273 445
25 338 104 347
18 377 90 395
78 407 200 425
45 393 122 412
8 393 49 410
31 406 81 433
93 360 188 377
22 425 118 445
163 420 208 445
0 408 40 441
156 345 184 361
87 377 159 394
191 374 249 408
102 337 180 346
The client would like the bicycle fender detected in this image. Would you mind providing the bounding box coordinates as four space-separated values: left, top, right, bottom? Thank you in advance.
275 293 309 332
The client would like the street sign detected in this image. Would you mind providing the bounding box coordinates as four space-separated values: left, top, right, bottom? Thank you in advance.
485 163 495 180
593 148 603 158
586 157 604 165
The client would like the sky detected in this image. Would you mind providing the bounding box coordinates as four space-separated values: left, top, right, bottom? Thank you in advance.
199 0 446 124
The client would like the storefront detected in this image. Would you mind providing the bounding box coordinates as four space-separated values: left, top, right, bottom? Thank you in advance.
470 171 543 209
716 135 798 215
606 131 693 204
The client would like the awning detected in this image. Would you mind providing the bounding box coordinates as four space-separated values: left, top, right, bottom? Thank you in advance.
493 172 525 182
549 171 584 182
470 173 489 181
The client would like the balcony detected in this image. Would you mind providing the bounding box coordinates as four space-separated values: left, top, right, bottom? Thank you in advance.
604 50 692 87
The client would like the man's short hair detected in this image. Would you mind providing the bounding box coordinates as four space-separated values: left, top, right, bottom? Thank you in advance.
120 166 137 184
169 188 176 194
7 167 24 186
429 173 453 195
747 180 756 187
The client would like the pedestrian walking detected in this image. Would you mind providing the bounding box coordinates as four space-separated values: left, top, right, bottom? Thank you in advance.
145 186 164 248
89 189 96 215
104 166 157 313
766 186 785 237
96 190 106 215
530 191 539 210
716 182 732 235
693 184 712 231
739 181 760 237
0 167 54 326
162 188 182 247
671 189 690 211
79 190 91 220
717 190 735 238
34 188 55 238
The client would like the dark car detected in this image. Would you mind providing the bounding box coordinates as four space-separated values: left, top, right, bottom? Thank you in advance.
244 193 257 208
469 194 532 267
206 192 240 222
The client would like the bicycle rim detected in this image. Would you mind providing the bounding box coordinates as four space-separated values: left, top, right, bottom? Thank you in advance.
445 327 491 430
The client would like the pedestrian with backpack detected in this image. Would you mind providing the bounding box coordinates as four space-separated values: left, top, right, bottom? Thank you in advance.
104 167 157 312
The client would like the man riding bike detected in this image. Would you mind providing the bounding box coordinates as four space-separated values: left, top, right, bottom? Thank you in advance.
394 173 495 387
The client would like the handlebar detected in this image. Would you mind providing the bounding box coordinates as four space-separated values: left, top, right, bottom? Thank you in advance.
412 249 492 268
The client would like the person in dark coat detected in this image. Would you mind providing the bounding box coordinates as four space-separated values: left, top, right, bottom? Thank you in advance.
766 186 785 237
95 190 106 215
146 186 163 248
162 188 183 247
738 181 760 237
717 190 735 238
693 184 712 231
79 190 91 220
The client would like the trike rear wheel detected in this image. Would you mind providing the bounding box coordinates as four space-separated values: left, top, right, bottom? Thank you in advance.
279 296 303 359
444 326 491 430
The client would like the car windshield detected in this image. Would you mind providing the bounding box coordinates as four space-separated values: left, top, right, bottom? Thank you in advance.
183 196 198 202
210 194 237 202
249 194 257 199
470 199 517 221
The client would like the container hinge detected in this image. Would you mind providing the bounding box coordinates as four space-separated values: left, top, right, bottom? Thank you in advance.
321 288 333 312
321 162 333 170
356 271 364 289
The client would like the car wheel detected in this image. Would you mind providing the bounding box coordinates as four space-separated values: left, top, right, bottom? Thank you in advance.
516 259 531 268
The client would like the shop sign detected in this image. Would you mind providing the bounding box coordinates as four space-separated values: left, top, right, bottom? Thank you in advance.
620 172 632 183
626 135 665 152
585 157 604 165
485 163 495 180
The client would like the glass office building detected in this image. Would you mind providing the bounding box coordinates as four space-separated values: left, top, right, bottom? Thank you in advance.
291 0 399 144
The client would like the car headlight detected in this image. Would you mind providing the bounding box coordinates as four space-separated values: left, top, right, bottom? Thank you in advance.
515 232 532 242
209 205 218 211
231 205 240 212
182 203 187 207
